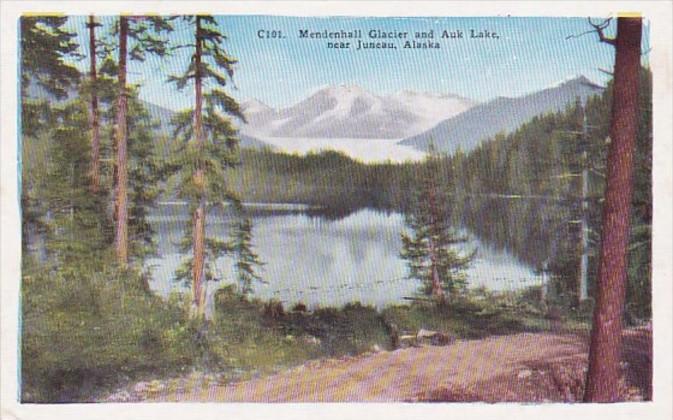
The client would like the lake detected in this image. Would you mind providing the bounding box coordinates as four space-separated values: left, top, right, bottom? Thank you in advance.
147 204 544 315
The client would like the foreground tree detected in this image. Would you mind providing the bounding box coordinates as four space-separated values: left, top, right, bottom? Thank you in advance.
20 17 81 254
169 15 250 318
20 17 80 102
112 16 172 266
86 40 169 269
584 16 643 402
113 16 130 266
401 150 475 300
87 15 102 193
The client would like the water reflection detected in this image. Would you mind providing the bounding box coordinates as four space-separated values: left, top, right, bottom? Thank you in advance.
147 204 543 313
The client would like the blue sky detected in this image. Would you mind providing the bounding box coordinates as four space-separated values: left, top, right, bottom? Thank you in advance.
63 15 649 110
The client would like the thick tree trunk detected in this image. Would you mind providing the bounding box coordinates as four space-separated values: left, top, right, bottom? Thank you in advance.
114 16 129 266
88 15 101 193
584 16 642 402
192 16 206 317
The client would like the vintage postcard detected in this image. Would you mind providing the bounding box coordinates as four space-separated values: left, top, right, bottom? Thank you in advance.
1 1 671 419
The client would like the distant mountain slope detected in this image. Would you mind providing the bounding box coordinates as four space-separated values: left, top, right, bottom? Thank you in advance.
25 81 269 150
143 101 271 149
139 100 175 135
400 76 604 154
240 85 476 140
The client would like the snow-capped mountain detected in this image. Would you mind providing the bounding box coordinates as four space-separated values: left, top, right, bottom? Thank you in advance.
240 84 476 140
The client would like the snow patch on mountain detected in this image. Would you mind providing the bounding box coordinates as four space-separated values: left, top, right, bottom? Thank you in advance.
239 85 477 140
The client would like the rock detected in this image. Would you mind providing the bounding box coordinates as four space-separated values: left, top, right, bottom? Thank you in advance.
370 344 382 353
416 328 436 339
517 369 533 380
399 334 418 348
416 329 453 346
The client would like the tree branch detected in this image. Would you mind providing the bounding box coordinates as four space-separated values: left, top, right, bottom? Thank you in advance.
598 67 614 76
589 17 616 46
566 17 616 46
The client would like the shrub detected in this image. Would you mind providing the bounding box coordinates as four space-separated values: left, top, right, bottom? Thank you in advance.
291 302 307 312
21 263 199 402
262 300 285 323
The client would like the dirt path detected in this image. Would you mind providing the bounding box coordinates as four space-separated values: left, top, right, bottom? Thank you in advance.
141 330 651 403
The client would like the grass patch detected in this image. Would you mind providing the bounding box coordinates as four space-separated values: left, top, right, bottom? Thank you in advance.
22 270 589 402
21 263 201 402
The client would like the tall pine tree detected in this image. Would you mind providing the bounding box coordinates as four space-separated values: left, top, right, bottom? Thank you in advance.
584 16 643 403
86 15 102 193
93 40 169 267
112 16 173 267
168 15 258 318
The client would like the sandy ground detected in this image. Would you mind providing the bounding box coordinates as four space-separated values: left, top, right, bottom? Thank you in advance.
125 329 651 403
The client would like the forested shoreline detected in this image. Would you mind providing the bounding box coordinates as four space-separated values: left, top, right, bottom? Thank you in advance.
19 15 651 402
228 70 651 318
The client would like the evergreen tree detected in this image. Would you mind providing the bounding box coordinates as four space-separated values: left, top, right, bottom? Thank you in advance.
86 15 102 193
167 15 251 318
625 68 652 321
400 149 475 299
126 92 166 263
20 17 82 255
40 99 111 266
231 218 265 296
93 48 168 265
20 17 80 101
112 16 173 267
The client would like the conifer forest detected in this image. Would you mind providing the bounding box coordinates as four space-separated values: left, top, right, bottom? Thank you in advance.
16 14 653 403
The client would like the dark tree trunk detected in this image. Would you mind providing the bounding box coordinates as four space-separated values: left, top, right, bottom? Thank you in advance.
429 239 444 299
88 15 101 193
427 178 444 299
584 16 642 402
192 16 206 317
114 16 129 266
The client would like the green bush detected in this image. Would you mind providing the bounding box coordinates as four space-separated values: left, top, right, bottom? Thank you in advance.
381 288 557 340
21 262 199 402
206 286 323 376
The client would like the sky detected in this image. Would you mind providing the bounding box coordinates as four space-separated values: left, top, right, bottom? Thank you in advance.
62 15 649 111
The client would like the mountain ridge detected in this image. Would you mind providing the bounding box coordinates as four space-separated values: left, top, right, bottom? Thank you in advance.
400 76 604 154
240 84 477 140
26 75 605 159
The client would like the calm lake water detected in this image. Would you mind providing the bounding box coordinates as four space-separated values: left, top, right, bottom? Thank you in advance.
147 204 543 313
